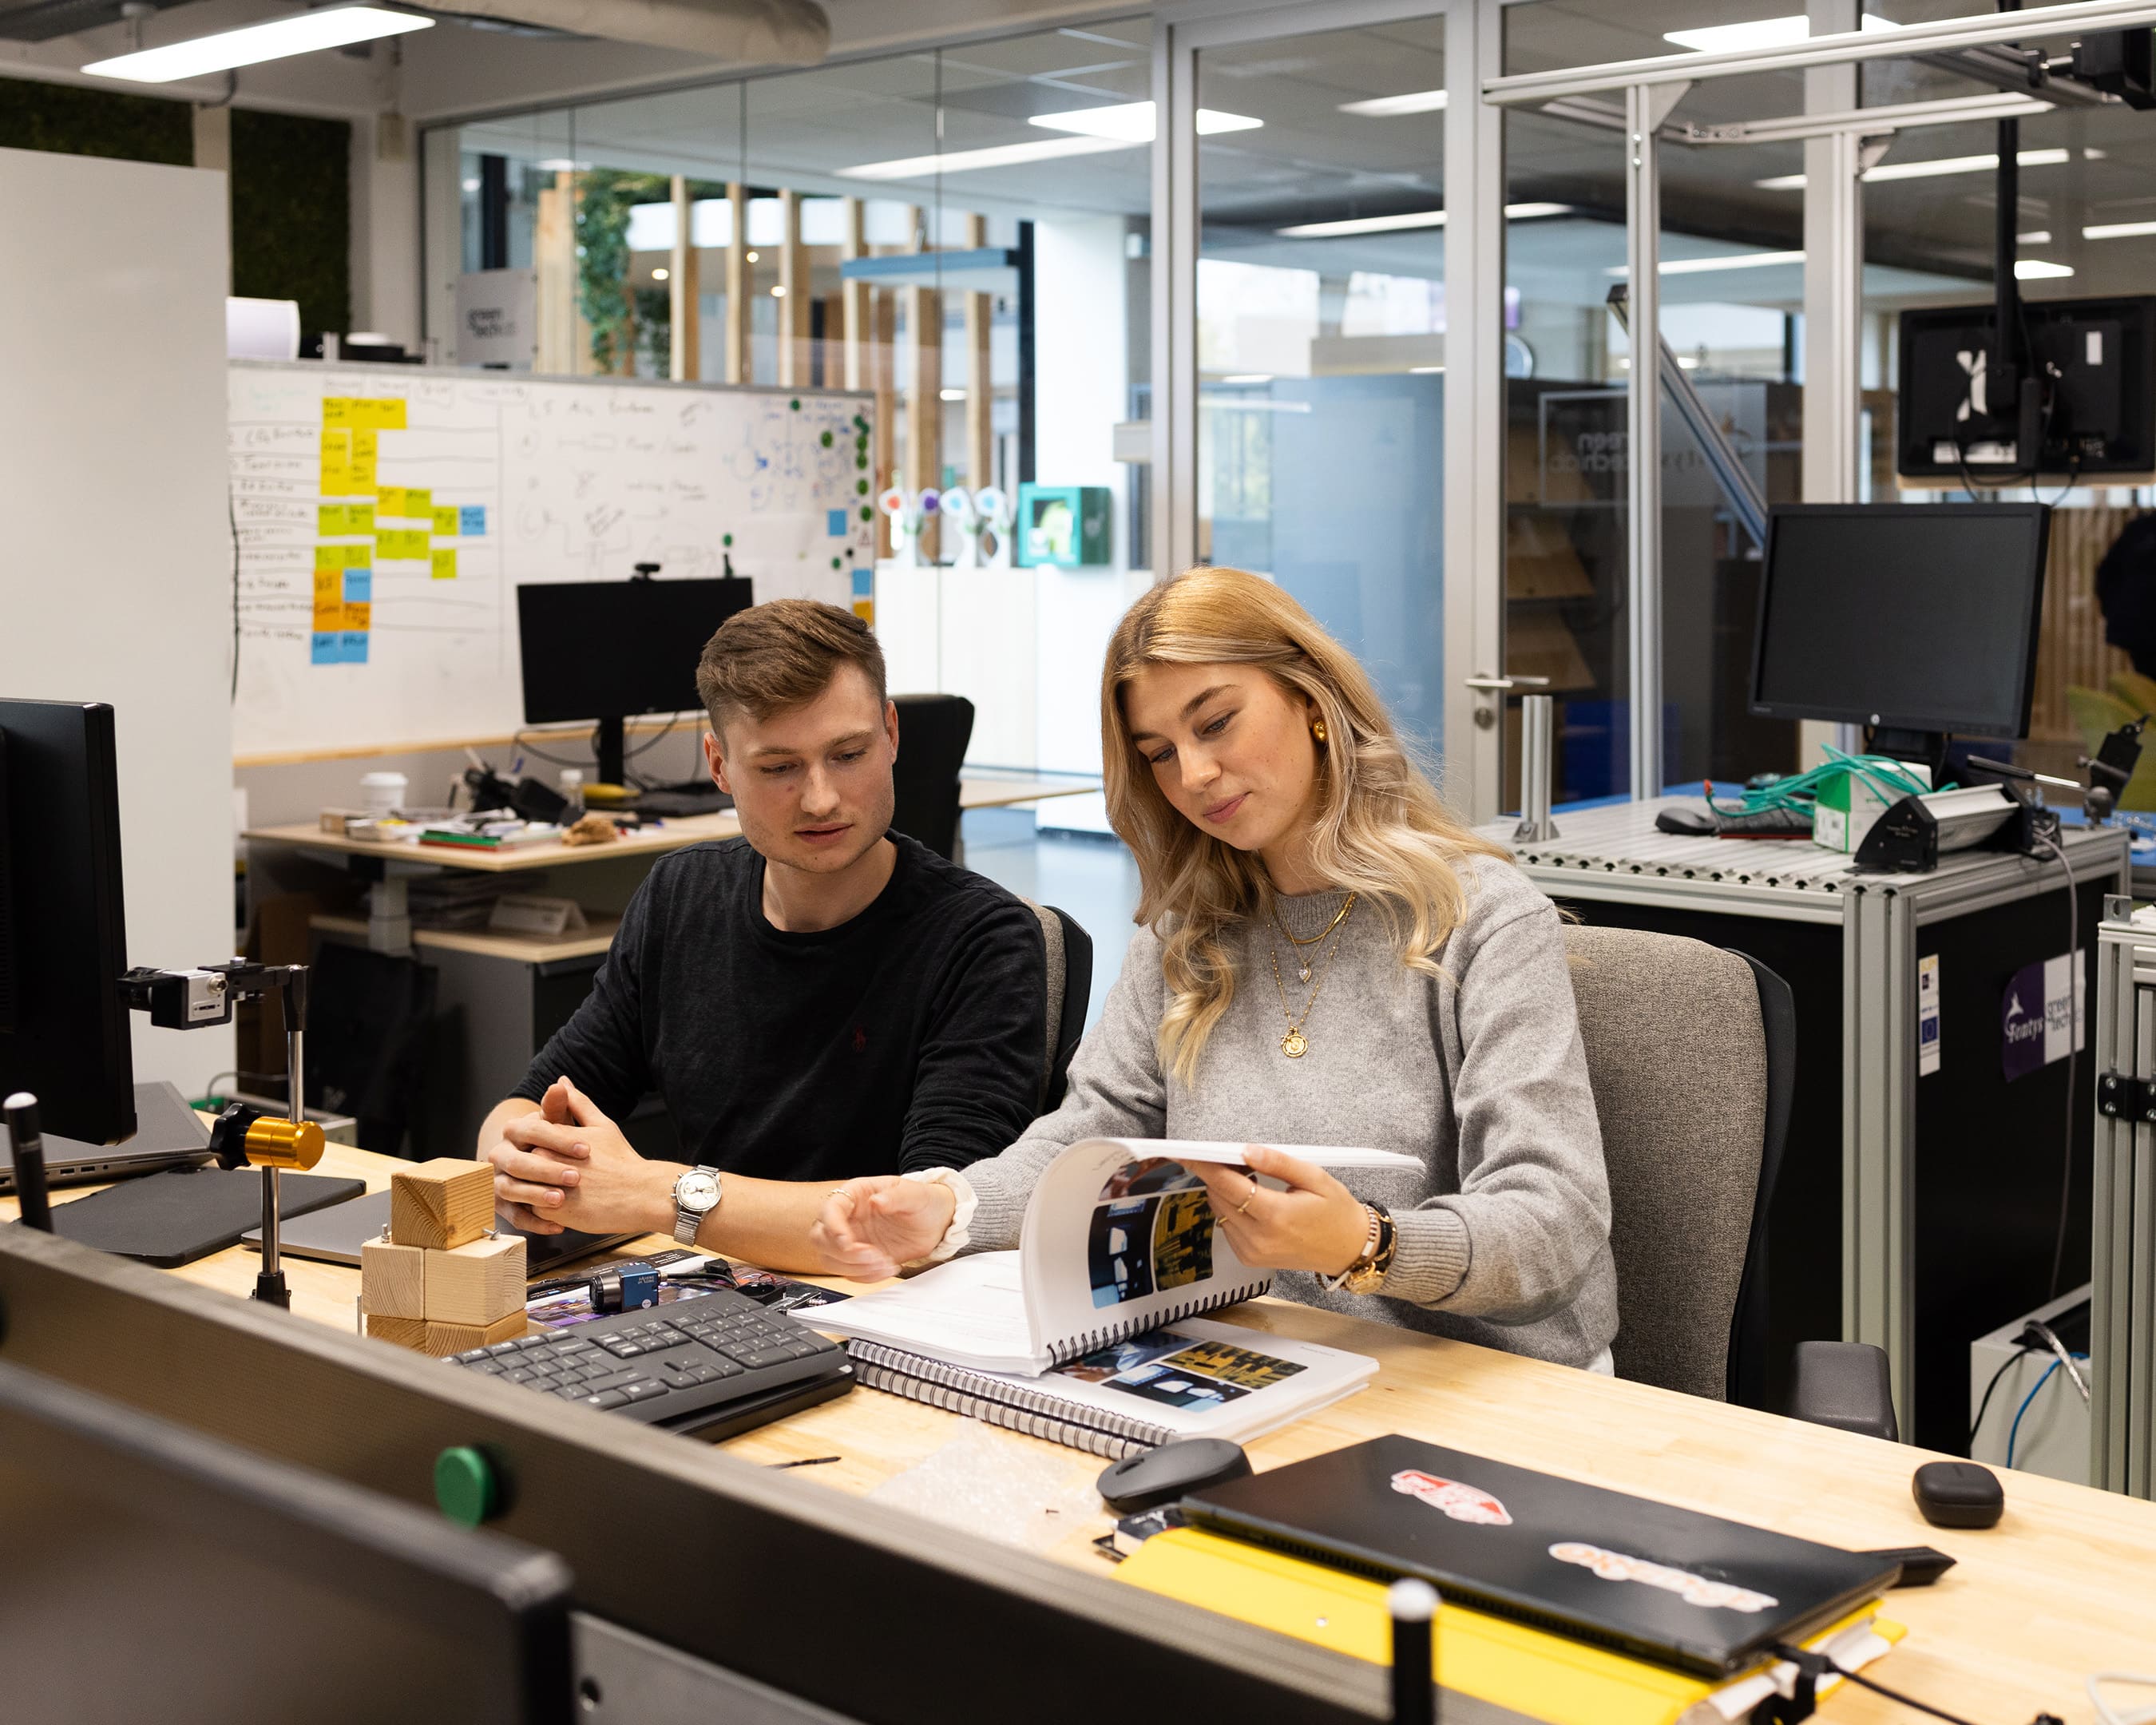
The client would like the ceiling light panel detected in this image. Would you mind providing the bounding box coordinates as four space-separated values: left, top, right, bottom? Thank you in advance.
84 5 431 81
1338 89 1448 117
1665 12 1899 54
1276 201 1569 239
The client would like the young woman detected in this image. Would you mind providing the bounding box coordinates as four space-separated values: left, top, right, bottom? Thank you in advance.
810 567 1617 1370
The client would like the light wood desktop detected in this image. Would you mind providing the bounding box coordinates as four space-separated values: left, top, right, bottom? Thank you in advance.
8 1142 2155 1724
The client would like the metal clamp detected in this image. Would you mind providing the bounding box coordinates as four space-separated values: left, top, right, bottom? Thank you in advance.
2097 1072 2156 1123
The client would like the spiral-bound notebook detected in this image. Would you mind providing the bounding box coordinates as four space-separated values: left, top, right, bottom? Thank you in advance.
847 1316 1378 1459
810 1139 1408 1449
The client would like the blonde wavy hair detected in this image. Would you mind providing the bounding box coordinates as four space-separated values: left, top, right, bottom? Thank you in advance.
1102 566 1508 1086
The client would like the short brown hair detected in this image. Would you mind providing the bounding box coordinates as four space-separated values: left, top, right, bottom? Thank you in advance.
695 598 887 733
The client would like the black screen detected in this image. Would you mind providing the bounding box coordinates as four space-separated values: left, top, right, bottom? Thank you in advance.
0 700 133 1144
0 1361 572 1725
517 577 753 726
1750 505 2048 738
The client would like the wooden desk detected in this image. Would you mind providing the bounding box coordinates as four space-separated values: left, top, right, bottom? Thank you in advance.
16 1148 2152 1723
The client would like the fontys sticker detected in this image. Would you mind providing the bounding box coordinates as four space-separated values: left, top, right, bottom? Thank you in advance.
2002 950 2084 1083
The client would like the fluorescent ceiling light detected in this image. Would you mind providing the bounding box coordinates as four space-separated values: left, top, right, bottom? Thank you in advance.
1221 373 1273 383
1030 101 1261 142
938 388 967 401
1409 364 1445 373
2015 259 2075 279
1665 12 1897 53
1339 89 1448 117
2019 231 2052 244
1757 146 2071 190
1276 200 1568 238
1607 249 1805 277
838 134 1131 180
535 158 587 172
2085 220 2156 240
84 5 430 81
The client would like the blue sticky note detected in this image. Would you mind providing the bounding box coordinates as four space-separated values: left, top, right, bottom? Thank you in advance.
461 505 486 535
851 567 874 597
311 632 340 665
343 569 373 602
827 509 847 537
340 631 371 664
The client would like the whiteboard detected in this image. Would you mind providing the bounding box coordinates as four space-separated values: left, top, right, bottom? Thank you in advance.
228 361 875 756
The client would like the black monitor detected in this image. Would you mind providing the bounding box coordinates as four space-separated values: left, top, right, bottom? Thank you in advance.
0 700 133 1144
1898 295 2156 480
516 577 754 785
1749 503 2049 764
0 1358 573 1724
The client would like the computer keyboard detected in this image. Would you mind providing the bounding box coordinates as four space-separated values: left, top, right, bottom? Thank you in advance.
445 1288 851 1437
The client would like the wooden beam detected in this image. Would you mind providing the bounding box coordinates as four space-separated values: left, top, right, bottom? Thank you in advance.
668 175 700 383
779 188 811 389
724 181 750 385
871 288 896 561
841 196 867 392
962 212 992 492
534 172 591 377
906 285 942 561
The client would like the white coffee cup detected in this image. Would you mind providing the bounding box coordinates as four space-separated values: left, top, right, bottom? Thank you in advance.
360 771 408 816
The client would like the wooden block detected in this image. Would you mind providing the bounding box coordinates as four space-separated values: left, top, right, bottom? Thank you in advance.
422 1311 527 1358
424 1234 527 1326
365 1312 428 1352
390 1157 495 1250
359 1236 427 1319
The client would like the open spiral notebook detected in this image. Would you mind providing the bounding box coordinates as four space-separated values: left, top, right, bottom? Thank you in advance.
809 1137 1416 1453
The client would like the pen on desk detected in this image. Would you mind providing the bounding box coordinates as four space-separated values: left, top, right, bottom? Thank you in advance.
1388 1578 1439 1725
767 1456 842 1470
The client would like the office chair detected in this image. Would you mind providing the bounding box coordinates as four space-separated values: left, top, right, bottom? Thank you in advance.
1563 925 1898 1440
1019 902 1093 1112
890 693 975 862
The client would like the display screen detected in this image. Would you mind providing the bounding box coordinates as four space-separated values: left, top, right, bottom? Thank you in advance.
1750 506 2047 738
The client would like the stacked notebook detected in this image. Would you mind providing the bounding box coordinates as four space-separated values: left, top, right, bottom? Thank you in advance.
810 1137 1414 1456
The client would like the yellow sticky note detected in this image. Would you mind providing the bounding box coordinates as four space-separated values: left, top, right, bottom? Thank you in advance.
319 466 352 496
322 397 354 426
354 399 407 431
403 487 432 517
376 530 428 561
851 598 875 625
431 548 457 581
375 486 405 518
351 430 378 489
343 601 372 631
315 545 345 570
317 505 347 534
432 507 458 537
347 503 375 533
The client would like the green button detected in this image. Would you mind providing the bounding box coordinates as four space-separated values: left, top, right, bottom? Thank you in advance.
860 506 873 521
723 533 734 546
820 430 833 447
856 478 868 494
789 398 801 410
434 1445 498 1528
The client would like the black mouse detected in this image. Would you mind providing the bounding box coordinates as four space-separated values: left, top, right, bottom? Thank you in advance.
1097 1438 1252 1513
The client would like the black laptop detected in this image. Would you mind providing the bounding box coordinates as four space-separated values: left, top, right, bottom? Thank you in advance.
1179 1435 1900 1677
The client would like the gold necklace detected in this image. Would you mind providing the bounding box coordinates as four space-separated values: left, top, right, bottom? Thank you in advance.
1268 895 1356 1058
1274 892 1356 949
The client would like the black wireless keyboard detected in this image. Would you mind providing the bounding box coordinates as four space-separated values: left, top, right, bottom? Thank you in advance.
445 1288 852 1437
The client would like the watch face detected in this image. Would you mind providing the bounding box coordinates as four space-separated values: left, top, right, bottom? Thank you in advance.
679 1171 721 1212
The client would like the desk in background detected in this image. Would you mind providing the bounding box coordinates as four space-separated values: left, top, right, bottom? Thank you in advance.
1487 798 2128 1454
9 1140 2156 1723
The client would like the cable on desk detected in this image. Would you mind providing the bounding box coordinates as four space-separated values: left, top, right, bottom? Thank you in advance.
2021 1318 2091 1406
2031 832 2079 1301
2088 1672 2156 1725
2005 1357 2062 1470
1969 1343 2039 1449
1771 1644 2062 1725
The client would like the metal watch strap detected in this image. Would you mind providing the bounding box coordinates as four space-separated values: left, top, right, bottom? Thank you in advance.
674 1165 721 1245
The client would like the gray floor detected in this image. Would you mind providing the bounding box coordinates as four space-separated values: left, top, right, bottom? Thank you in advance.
961 808 1141 1031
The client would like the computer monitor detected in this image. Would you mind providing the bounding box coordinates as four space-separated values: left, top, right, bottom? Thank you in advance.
1749 504 2049 765
516 577 754 785
0 699 133 1144
1897 296 2156 481
0 1358 573 1725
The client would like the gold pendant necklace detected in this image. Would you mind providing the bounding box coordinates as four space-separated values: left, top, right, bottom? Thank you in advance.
1268 894 1356 1059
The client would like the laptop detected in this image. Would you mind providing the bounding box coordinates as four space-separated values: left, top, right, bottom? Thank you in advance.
1 1081 216 1193
1179 1434 1901 1677
244 1188 635 1272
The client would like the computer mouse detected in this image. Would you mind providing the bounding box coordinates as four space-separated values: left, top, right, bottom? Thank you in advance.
1096 1438 1252 1514
1912 1460 2003 1529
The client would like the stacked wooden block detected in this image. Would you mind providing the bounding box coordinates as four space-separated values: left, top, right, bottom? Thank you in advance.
360 1158 528 1357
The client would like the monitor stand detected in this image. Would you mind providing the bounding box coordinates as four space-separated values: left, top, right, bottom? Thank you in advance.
593 716 626 787
1868 726 1948 784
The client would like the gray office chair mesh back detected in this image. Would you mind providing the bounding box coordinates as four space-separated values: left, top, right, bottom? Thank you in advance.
1018 899 1093 1113
1563 925 1767 1402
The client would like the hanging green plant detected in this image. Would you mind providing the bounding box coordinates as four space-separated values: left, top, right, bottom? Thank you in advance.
573 168 668 375
632 284 672 378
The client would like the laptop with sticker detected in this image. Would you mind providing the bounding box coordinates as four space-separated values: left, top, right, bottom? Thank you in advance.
1179 1434 1900 1676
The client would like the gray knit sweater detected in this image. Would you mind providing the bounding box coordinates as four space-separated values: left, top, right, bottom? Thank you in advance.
957 858 1619 1369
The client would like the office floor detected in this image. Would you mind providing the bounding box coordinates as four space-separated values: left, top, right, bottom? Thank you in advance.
961 808 1140 1032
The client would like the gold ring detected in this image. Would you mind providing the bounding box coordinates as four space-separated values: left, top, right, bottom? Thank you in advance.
1235 1180 1258 1214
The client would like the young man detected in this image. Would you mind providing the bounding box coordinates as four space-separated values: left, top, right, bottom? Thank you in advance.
479 598 1048 1271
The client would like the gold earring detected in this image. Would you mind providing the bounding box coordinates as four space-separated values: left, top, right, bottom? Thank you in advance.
1311 720 1328 743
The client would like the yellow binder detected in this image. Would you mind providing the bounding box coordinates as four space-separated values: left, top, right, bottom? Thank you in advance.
1115 1527 1905 1725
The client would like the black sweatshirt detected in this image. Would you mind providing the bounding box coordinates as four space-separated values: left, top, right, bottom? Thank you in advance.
513 833 1049 1181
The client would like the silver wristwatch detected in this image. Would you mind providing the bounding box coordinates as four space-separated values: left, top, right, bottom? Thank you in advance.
672 1165 723 1245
